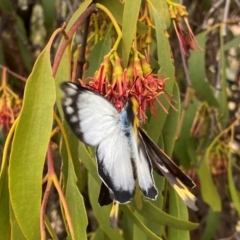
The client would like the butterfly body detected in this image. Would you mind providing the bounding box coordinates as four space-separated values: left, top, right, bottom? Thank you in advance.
61 82 197 210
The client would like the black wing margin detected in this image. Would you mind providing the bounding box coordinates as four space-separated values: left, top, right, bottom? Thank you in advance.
138 127 198 211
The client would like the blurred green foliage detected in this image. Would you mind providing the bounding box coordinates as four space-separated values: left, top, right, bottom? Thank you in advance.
0 0 240 239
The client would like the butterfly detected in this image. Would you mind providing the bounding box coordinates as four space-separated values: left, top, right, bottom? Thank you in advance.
60 82 198 211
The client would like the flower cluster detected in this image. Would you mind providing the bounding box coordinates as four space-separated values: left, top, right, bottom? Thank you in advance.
81 50 167 121
0 70 22 132
168 2 201 55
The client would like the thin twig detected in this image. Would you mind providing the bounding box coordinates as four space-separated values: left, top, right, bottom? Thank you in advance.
215 60 221 98
214 0 230 99
222 0 231 36
209 107 216 139
180 48 192 87
202 0 225 29
52 4 97 77
65 0 74 15
0 65 27 82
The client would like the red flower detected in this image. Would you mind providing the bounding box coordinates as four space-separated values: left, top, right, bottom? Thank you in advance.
0 97 14 131
169 5 202 55
82 52 167 121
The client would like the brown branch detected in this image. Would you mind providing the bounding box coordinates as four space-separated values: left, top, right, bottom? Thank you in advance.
0 65 27 82
52 4 98 77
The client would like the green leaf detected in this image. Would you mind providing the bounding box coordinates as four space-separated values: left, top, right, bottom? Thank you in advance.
200 208 220 240
122 0 141 67
90 227 111 240
9 38 55 239
88 174 124 240
0 165 10 240
131 201 198 230
223 35 240 51
65 0 92 32
197 154 221 211
10 205 26 240
121 206 162 240
148 0 171 28
44 215 59 240
122 213 134 240
146 173 165 236
65 161 88 239
228 156 240 216
55 46 70 118
147 2 175 142
188 33 219 108
84 35 111 78
149 82 180 238
174 97 200 168
42 0 57 34
168 187 189 240
61 122 84 192
162 82 180 155
133 223 148 240
78 143 99 182
98 0 148 34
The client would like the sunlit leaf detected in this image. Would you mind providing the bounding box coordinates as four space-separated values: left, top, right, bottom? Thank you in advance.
122 213 134 240
131 201 198 230
9 35 55 239
162 82 180 155
174 97 200 168
121 206 162 240
122 0 141 67
0 165 10 240
78 143 99 182
200 209 220 240
98 0 148 34
88 174 124 240
10 204 27 240
147 1 175 142
188 33 219 108
90 227 111 240
133 223 148 240
223 35 240 50
197 154 221 211
168 187 189 240
228 155 240 216
44 215 59 240
65 161 88 239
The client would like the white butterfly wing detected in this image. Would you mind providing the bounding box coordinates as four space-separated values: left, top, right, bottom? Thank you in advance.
96 127 135 203
61 82 157 204
61 82 118 146
61 82 135 203
132 133 158 200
